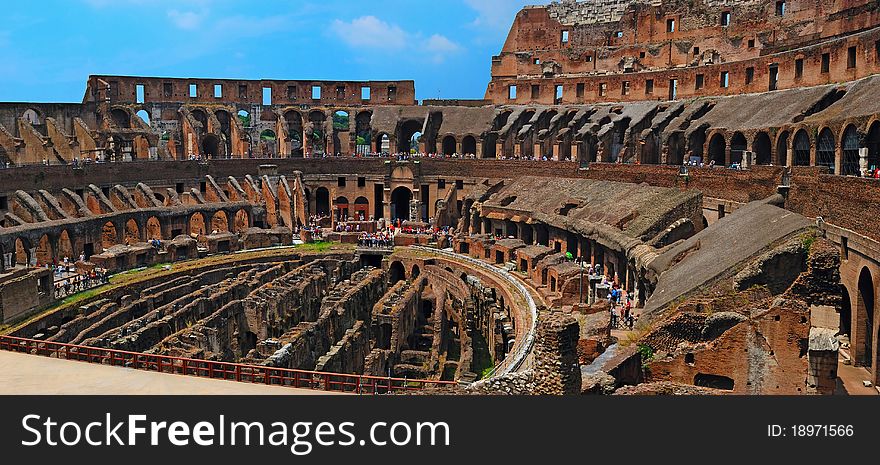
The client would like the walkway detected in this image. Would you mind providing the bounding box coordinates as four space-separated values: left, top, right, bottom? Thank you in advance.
0 351 341 395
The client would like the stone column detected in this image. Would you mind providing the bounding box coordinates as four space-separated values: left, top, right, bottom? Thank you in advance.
409 199 421 223
859 147 869 176
532 310 582 395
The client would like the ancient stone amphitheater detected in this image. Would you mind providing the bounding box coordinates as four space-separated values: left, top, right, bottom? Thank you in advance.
1 0 879 395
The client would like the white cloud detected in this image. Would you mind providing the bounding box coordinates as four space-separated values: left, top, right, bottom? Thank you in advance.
331 16 408 50
330 16 461 63
167 10 203 30
464 0 530 30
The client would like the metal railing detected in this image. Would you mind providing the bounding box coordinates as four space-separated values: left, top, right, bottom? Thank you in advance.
0 335 456 394
411 246 538 379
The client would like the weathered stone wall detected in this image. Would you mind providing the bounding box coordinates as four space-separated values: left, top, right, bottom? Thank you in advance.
532 310 582 395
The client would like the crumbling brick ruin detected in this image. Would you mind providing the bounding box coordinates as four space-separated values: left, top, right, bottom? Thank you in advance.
2 0 879 395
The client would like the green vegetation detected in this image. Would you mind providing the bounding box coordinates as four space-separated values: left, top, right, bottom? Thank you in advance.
332 112 349 130
637 344 655 368
800 232 816 252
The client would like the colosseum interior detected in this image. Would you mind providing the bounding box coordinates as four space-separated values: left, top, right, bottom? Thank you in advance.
1 0 879 396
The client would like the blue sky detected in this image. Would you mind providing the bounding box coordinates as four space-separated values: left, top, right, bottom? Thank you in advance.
0 0 533 103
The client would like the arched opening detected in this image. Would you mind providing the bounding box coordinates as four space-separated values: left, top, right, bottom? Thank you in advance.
776 131 789 166
211 211 229 233
332 111 350 156
15 237 31 266
441 136 456 156
730 132 747 165
816 128 835 173
101 222 118 251
191 109 208 130
315 187 331 217
237 110 251 128
389 261 406 285
857 267 875 369
58 230 74 260
110 108 131 129
354 196 369 221
398 120 423 154
355 111 372 155
335 196 350 222
666 133 685 165
708 133 726 165
411 265 421 279
136 110 150 127
842 125 861 176
867 121 880 172
36 234 52 266
376 133 391 154
124 219 140 244
22 108 42 126
234 210 249 233
202 134 220 159
259 129 277 158
285 111 304 157
841 285 852 338
753 132 772 165
390 187 412 222
308 111 327 157
189 212 206 237
482 133 497 159
462 136 477 157
793 130 811 166
146 217 162 240
688 129 707 162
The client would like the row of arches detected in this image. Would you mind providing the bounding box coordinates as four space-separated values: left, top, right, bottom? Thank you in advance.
662 122 880 174
4 210 250 269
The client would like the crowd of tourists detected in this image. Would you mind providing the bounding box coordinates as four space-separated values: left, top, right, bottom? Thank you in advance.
49 257 110 299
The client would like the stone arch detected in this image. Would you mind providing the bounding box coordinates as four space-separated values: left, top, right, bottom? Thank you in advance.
354 196 369 221
708 133 726 165
211 210 229 233
101 221 118 251
189 212 207 236
816 127 836 173
376 133 391 154
22 108 42 126
462 135 477 156
389 261 406 285
730 132 747 165
355 111 372 155
124 218 140 244
315 187 331 217
390 186 413 221
335 196 350 222
867 120 880 171
234 209 249 233
58 230 74 260
285 110 304 157
398 120 423 154
110 108 131 129
841 285 852 338
776 130 790 166
441 135 457 156
237 109 251 128
202 134 221 159
411 264 420 279
332 110 350 155
482 133 497 159
688 128 707 161
793 129 811 166
146 217 162 240
842 124 861 176
36 234 52 265
855 267 876 369
15 237 32 266
136 109 151 127
753 132 772 165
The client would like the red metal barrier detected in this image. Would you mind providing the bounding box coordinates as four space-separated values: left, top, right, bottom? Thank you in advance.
0 335 457 394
